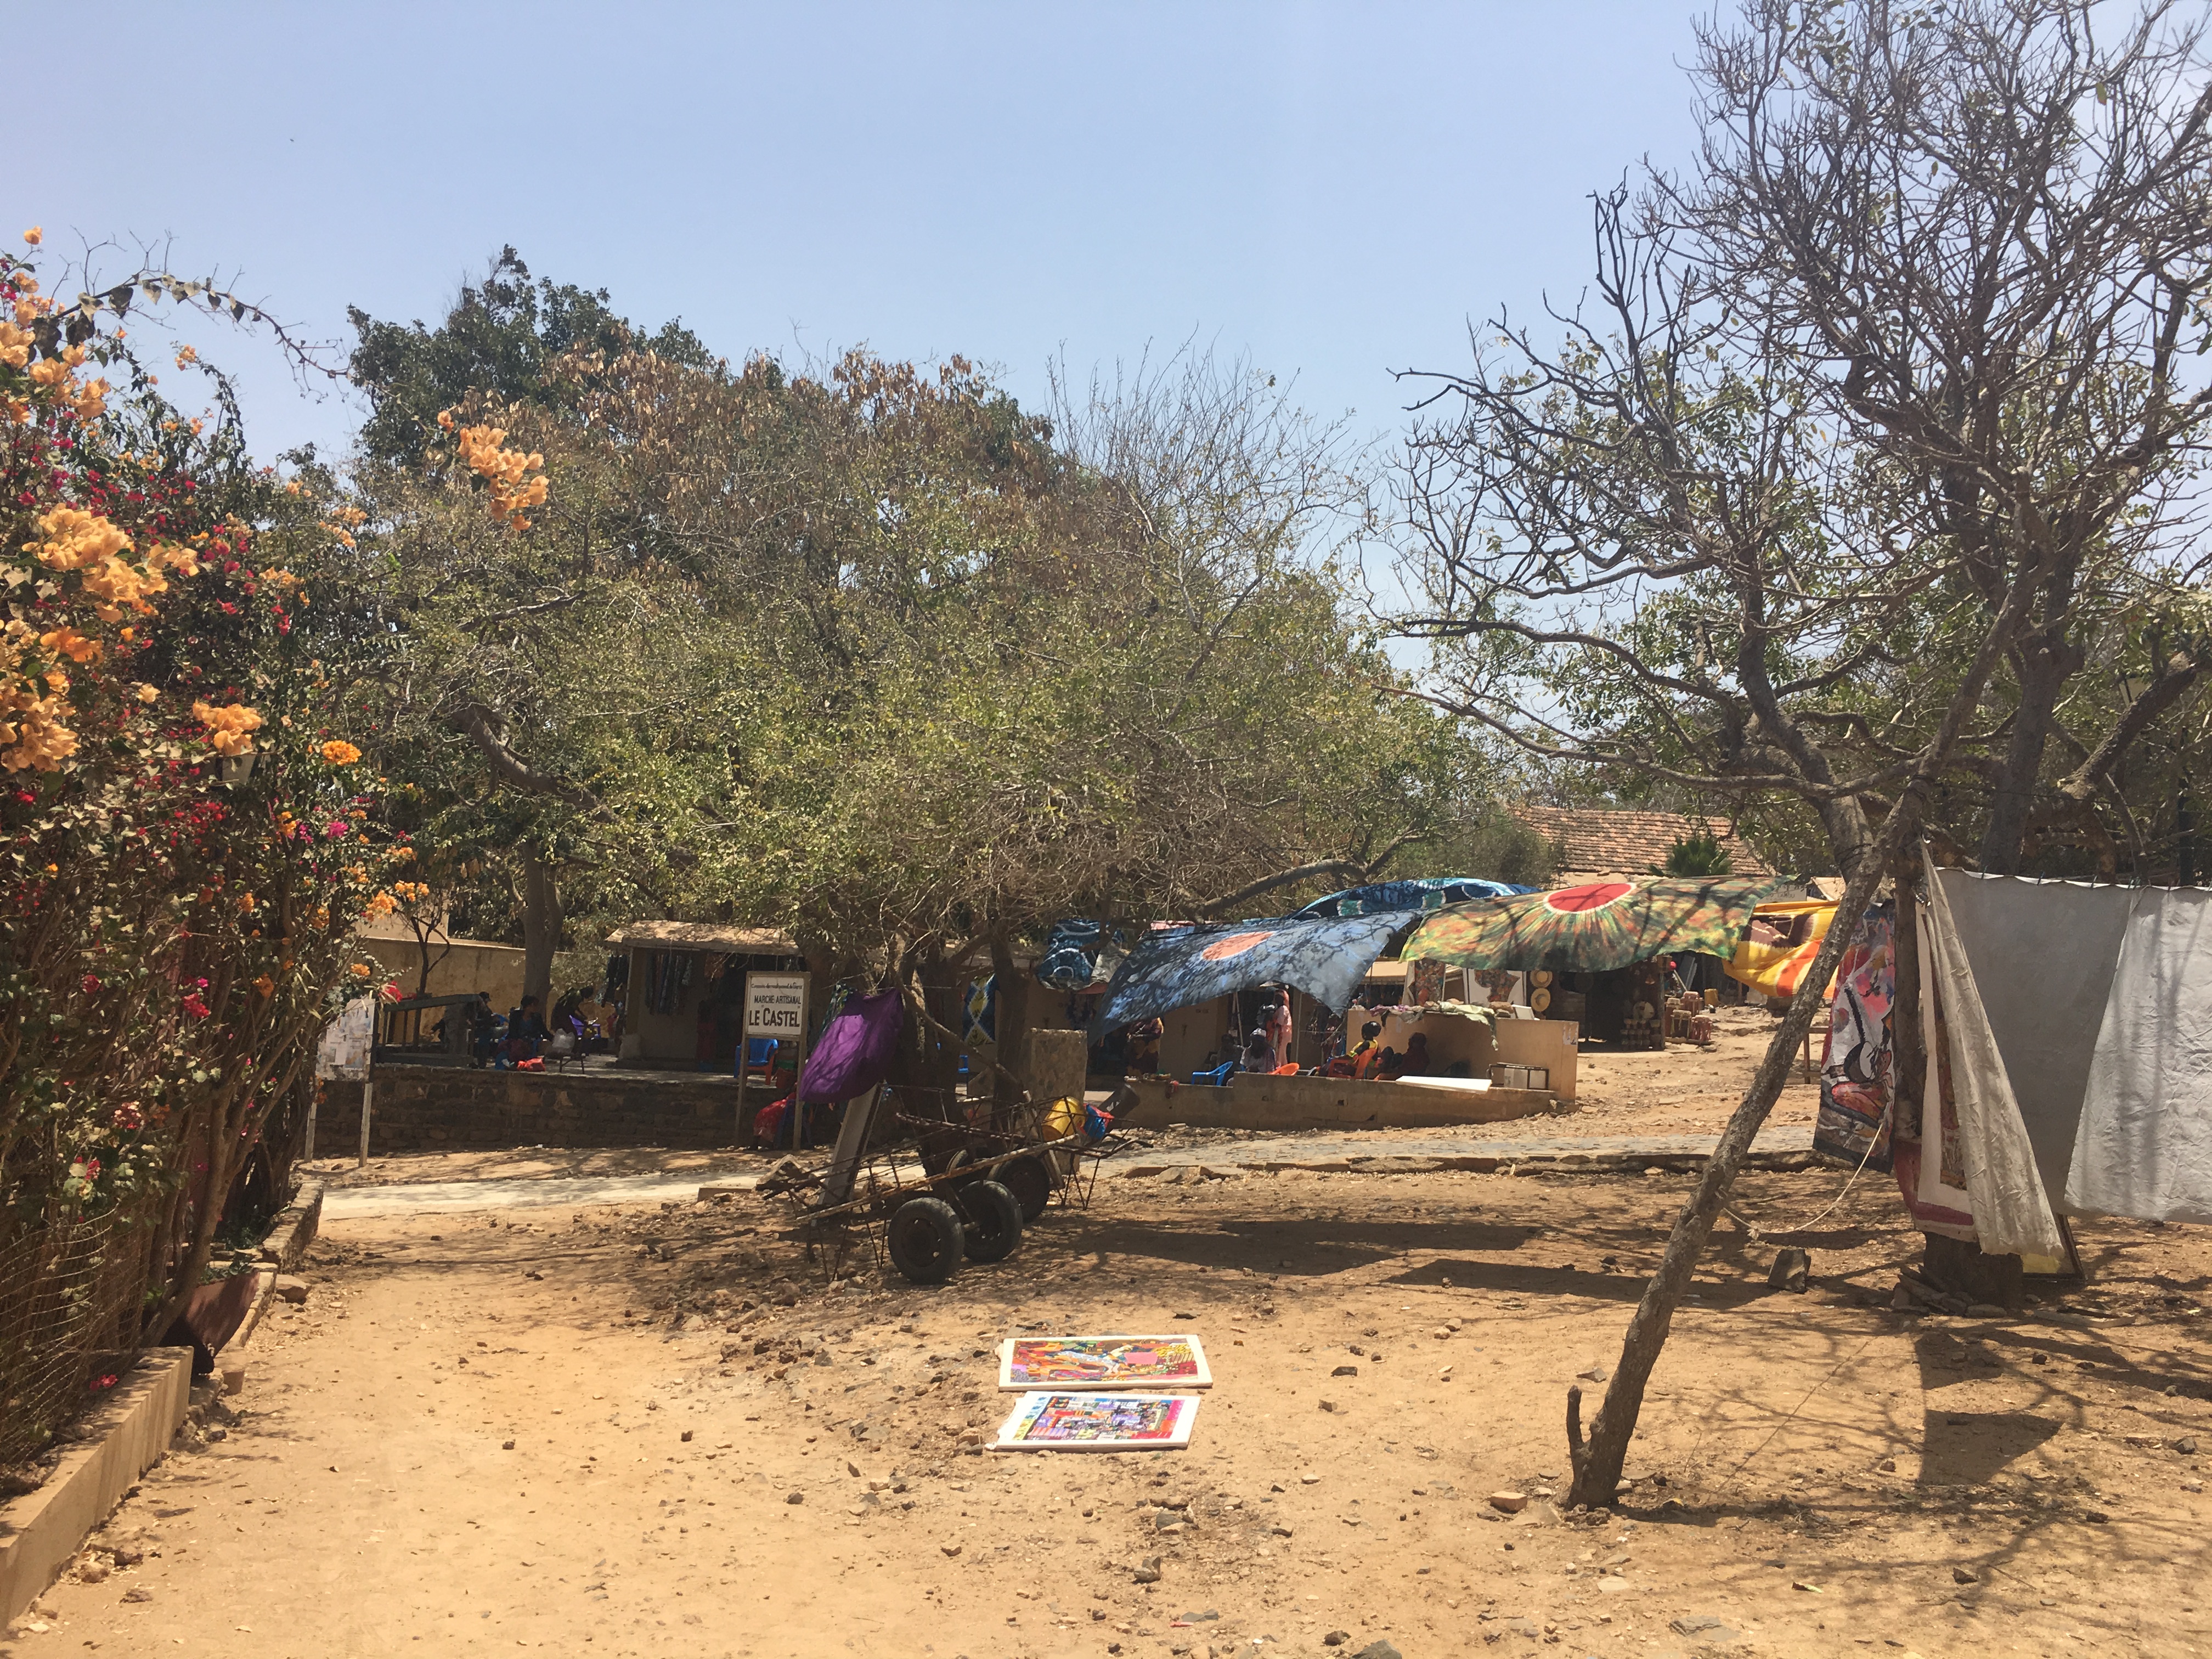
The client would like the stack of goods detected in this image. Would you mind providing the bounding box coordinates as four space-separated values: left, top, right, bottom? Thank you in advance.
988 1335 1210 1452
1666 991 1715 1045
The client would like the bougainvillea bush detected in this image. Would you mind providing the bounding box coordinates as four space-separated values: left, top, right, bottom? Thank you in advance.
0 230 403 1344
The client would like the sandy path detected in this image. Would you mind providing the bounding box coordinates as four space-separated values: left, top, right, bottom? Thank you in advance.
18 1160 2212 1659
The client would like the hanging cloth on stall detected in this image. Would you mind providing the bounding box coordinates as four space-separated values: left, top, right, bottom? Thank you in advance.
1812 902 1896 1172
1400 876 1779 974
962 975 996 1043
2066 887 2212 1223
797 990 906 1105
1035 919 1126 991
1088 910 1423 1035
1914 853 2065 1260
1935 870 2135 1208
1726 900 1838 1000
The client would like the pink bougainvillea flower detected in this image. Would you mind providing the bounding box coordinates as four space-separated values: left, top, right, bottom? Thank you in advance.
324 820 349 838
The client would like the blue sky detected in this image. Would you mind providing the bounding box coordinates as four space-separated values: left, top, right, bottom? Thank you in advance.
20 2 1706 467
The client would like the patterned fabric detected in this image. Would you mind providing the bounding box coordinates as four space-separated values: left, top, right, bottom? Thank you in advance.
1090 910 1424 1032
1726 900 1839 1000
963 975 996 1043
1401 877 1781 973
1035 919 1124 991
1813 903 1895 1171
1295 876 1531 918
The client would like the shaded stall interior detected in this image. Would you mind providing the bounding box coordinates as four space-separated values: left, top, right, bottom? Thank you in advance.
606 921 808 1070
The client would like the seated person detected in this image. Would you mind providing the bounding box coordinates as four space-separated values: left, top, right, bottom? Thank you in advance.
505 994 549 1063
1240 1026 1275 1073
1374 1045 1407 1080
1395 1031 1432 1077
1345 1019 1385 1079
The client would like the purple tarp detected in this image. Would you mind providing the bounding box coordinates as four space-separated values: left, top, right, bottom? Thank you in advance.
797 990 906 1103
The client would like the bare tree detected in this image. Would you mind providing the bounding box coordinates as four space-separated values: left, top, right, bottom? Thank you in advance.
1677 0 2212 873
1393 0 2211 1509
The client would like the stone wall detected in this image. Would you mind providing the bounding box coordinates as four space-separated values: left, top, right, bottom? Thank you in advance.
1116 1070 1570 1133
316 1067 752 1153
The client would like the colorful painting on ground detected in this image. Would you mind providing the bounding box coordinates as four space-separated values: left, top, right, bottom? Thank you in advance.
997 1335 1212 1391
990 1391 1200 1452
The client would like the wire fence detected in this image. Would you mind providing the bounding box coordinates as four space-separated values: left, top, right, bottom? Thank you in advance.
0 1211 140 1470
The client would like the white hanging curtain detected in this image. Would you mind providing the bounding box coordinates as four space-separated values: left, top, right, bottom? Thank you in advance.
1920 851 2066 1260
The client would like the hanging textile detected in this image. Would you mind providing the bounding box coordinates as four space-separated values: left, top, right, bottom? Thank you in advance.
1911 853 2064 1260
1295 876 1532 919
1935 871 2134 1209
1893 910 1977 1240
2066 887 2212 1222
1036 920 1126 991
1812 902 1895 1172
1401 877 1779 974
963 975 997 1043
1726 900 1838 1000
797 990 906 1104
1089 910 1423 1035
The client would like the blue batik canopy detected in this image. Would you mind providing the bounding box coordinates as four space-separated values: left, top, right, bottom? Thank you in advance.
1295 876 1533 918
1089 910 1424 1035
1034 919 1126 991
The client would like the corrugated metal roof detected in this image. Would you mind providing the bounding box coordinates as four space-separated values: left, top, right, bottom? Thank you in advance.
604 921 798 953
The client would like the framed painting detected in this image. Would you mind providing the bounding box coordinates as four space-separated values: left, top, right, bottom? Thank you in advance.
990 1391 1201 1452
996 1334 1213 1392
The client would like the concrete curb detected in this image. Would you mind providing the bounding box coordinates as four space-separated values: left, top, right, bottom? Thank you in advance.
1119 1147 1819 1179
257 1179 324 1271
0 1347 191 1628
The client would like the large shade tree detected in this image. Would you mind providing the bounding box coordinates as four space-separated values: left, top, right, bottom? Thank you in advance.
1392 0 2212 1506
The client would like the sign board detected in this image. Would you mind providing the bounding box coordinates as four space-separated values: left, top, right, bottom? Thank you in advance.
314 996 376 1082
744 972 809 1040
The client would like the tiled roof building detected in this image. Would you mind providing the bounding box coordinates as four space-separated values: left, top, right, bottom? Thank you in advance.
1513 805 1775 879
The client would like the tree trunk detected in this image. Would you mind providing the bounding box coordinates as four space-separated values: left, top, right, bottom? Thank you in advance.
989 935 1036 1127
521 850 562 1010
1564 820 1909 1509
1979 633 2078 874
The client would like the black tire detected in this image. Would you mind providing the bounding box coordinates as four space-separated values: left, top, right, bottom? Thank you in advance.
997 1153 1054 1223
887 1197 965 1284
955 1180 1023 1263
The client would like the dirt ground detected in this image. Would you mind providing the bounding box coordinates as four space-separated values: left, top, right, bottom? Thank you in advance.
12 1093 2212 1659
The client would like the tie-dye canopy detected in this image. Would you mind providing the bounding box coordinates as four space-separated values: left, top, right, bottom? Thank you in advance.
1089 910 1424 1034
1400 877 1781 974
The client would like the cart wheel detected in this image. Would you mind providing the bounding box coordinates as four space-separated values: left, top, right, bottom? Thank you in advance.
887 1197 966 1284
955 1180 1023 1263
997 1154 1053 1223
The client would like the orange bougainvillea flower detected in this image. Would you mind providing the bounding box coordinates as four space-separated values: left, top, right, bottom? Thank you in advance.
319 738 362 765
253 974 275 998
454 422 548 531
22 226 41 245
191 699 263 757
38 627 101 664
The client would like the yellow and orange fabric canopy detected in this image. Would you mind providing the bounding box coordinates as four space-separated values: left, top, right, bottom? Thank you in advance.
1724 900 1838 1000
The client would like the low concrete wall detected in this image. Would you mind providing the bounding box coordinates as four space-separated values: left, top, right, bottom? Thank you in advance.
319 1068 747 1153
0 1348 191 1626
1117 1070 1569 1132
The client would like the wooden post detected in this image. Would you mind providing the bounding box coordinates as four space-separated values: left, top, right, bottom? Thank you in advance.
357 1075 374 1167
